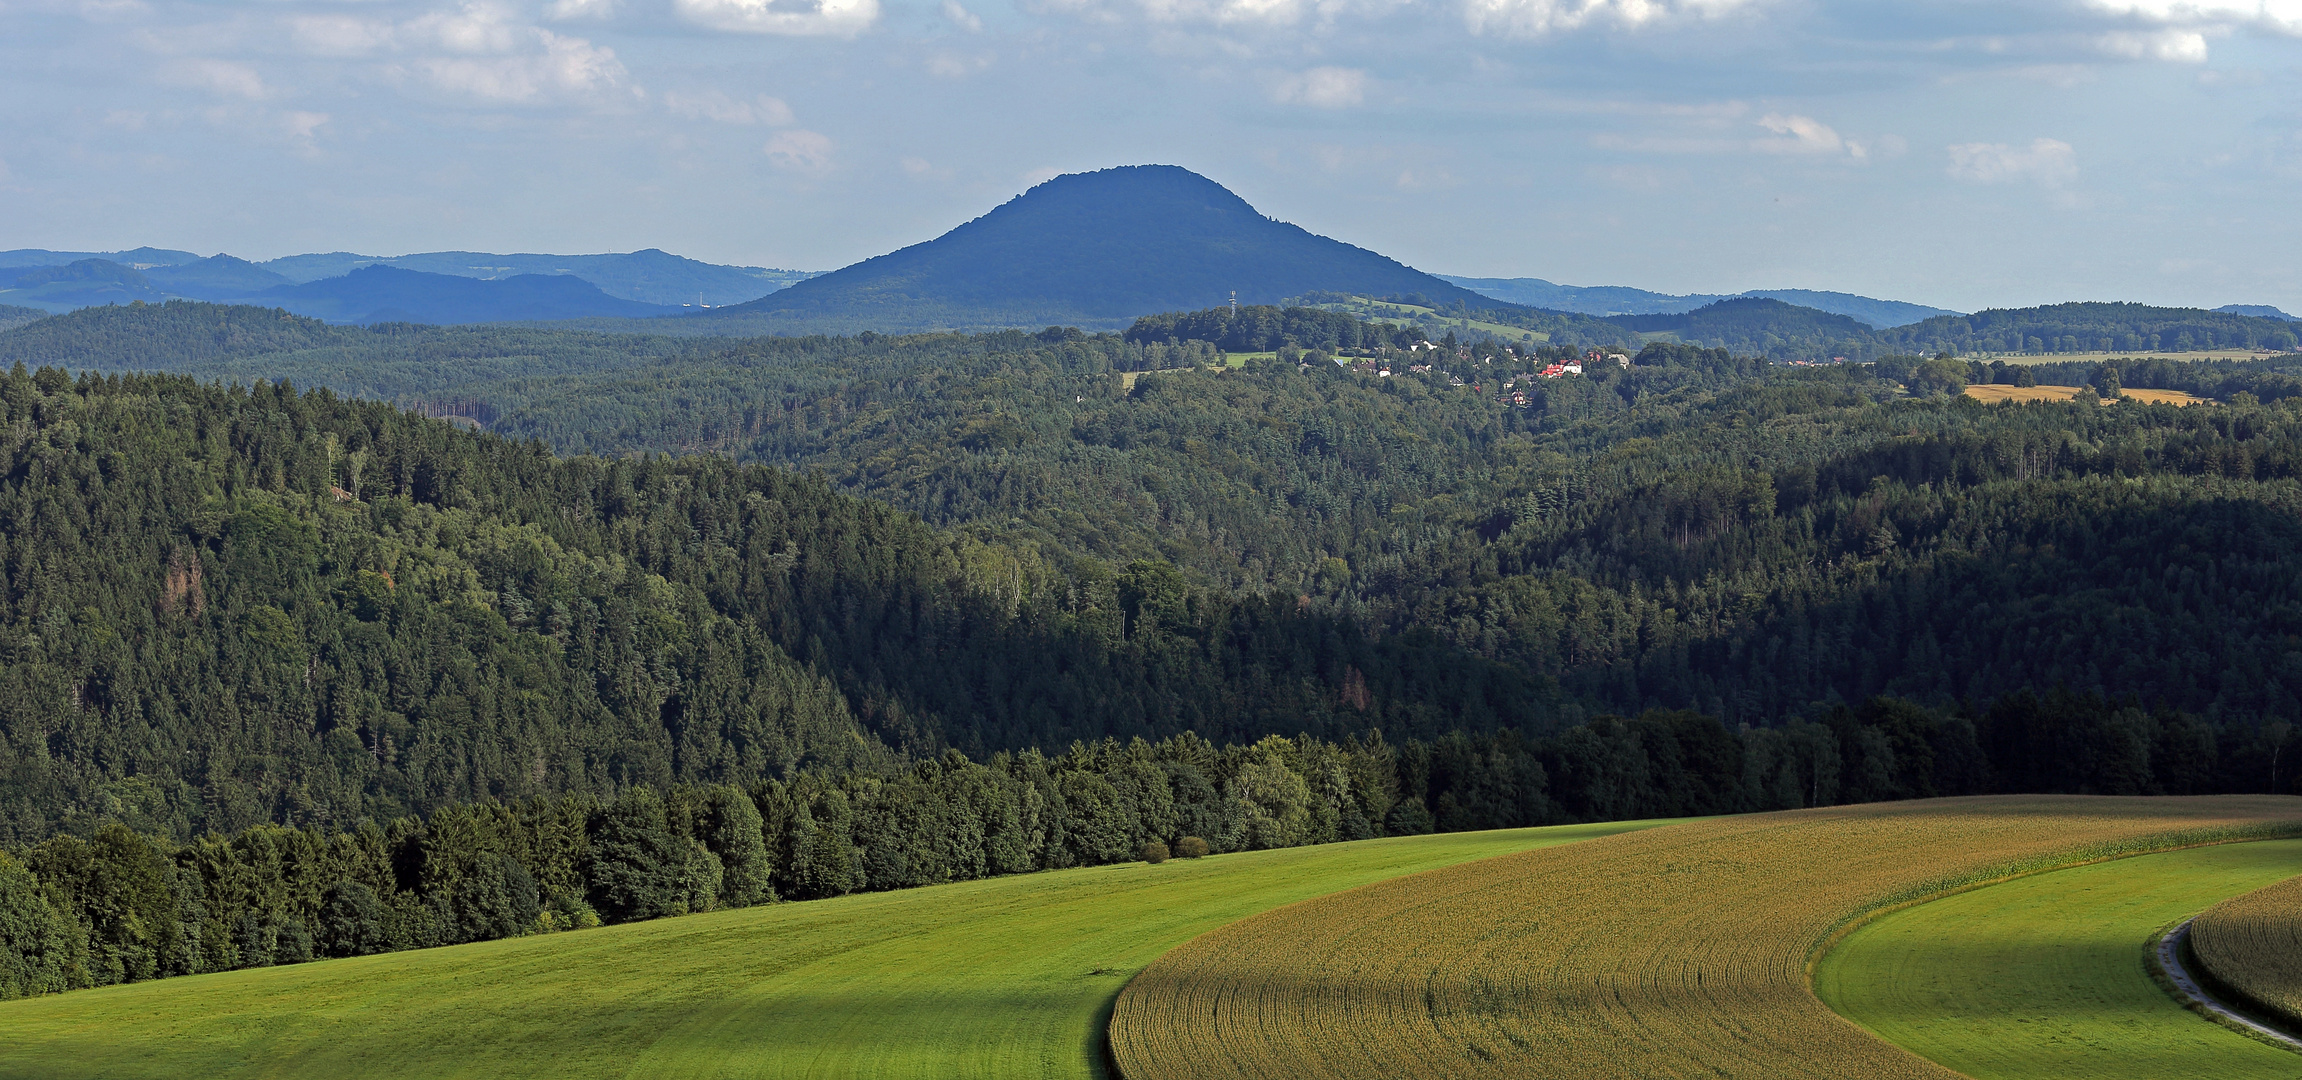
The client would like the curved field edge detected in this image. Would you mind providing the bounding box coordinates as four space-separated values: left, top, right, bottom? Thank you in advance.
1106 795 2302 1080
1816 838 2302 1079
1805 827 2302 977
0 820 1667 1080
2190 872 2302 1033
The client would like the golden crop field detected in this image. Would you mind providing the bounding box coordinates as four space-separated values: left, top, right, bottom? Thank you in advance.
1107 795 2302 1080
2121 387 2214 406
1963 384 2211 406
2189 871 2302 1028
1965 384 2090 403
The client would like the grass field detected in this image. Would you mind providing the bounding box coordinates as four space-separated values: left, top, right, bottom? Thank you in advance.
1107 795 2302 1080
2191 866 2302 1031
1964 384 2213 406
1818 838 2302 1079
1982 349 2277 365
0 821 1662 1080
1310 297 1551 343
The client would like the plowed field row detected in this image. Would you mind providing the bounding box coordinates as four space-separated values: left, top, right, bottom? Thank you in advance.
2192 869 2302 1030
1108 795 2302 1080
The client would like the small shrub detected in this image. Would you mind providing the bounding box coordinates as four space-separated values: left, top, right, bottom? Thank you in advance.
1175 836 1210 859
1141 841 1171 864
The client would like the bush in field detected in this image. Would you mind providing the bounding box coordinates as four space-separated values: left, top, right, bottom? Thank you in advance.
1141 842 1170 864
1175 837 1210 859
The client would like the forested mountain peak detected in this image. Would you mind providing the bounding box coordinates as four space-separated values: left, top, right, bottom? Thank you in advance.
706 165 1503 332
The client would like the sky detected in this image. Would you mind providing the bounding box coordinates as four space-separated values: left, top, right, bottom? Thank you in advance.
1 0 2299 313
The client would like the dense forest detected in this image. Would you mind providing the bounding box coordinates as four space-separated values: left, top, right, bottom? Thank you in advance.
6 295 2302 1000
0 686 2262 1000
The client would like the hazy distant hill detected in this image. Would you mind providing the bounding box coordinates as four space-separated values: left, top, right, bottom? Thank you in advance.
0 304 44 331
263 249 814 307
256 265 680 324
0 246 201 270
0 259 174 311
1442 275 1959 328
2219 304 2299 322
1879 302 2299 356
706 165 1505 333
1604 297 1877 359
143 255 292 299
0 247 818 310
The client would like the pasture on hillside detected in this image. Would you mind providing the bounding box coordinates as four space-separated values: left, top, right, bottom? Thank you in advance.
0 821 1661 1080
1107 795 2302 1080
1820 839 2302 1079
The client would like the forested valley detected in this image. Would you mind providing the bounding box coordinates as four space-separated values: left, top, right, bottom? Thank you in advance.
4 299 2302 999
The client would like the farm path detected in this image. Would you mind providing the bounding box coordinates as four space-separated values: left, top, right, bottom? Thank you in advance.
1107 795 2302 1080
2159 919 2302 1051
1820 837 2302 1079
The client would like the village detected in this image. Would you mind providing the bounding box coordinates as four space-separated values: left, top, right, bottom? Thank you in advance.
1326 342 1635 406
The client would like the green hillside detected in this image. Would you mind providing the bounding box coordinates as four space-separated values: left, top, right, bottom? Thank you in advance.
0 820 1660 1080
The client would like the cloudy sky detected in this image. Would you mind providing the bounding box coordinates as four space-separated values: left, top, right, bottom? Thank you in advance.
1 0 2298 311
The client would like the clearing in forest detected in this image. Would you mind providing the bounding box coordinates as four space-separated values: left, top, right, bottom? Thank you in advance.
0 821 1660 1080
1964 384 2212 406
1819 838 2302 1080
1106 795 2302 1080
1965 384 2091 403
2190 867 2302 1032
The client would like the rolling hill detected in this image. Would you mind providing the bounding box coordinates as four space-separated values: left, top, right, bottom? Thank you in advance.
1441 275 1961 328
0 259 175 312
0 822 1660 1079
260 248 814 307
704 165 1507 333
141 254 292 298
1111 797 2302 1080
252 265 680 324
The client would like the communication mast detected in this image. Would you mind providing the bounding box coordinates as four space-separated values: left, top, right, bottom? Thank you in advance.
1229 290 1237 312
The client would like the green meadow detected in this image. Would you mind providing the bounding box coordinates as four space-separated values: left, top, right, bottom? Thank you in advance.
1817 838 2302 1080
0 820 1663 1080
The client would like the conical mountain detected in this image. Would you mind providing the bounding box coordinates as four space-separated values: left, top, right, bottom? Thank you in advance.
715 165 1505 330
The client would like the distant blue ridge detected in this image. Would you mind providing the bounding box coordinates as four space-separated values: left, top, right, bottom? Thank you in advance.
1439 275 1961 329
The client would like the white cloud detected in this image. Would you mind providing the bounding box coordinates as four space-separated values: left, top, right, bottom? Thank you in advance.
664 90 794 124
283 111 330 140
1751 113 1864 157
287 5 631 105
2096 27 2211 59
764 129 834 171
547 0 620 19
291 15 397 58
412 30 627 103
1463 0 1759 39
674 0 880 36
165 58 269 100
926 51 994 76
1272 66 1367 107
2087 0 2302 34
1947 137 2078 186
942 0 984 30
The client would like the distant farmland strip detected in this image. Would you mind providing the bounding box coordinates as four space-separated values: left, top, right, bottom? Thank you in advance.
2192 869 2302 1031
1107 796 2302 1080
